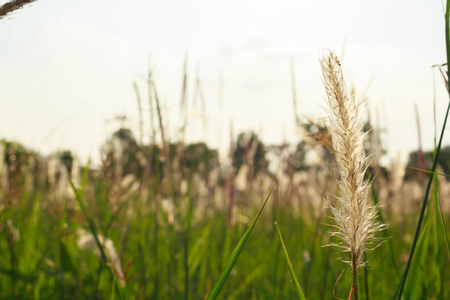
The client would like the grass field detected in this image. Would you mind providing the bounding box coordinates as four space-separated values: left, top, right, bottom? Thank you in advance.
1 2 450 299
0 144 449 299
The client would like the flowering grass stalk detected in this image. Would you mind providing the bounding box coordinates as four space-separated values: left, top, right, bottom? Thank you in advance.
321 50 382 300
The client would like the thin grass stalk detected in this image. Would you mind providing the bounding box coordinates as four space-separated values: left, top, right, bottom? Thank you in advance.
180 54 188 142
433 70 437 147
227 121 236 232
414 103 425 183
363 253 369 300
147 69 157 144
133 81 144 147
152 85 168 172
352 255 359 300
291 58 301 127
152 82 177 198
394 3 450 297
180 53 188 115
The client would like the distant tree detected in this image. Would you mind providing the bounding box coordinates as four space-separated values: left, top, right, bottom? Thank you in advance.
101 128 220 184
2 140 40 198
287 141 309 172
182 142 218 177
100 128 145 180
233 132 267 176
113 128 144 176
59 151 74 174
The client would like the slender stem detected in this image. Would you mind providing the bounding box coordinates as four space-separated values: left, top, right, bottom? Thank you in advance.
352 253 359 300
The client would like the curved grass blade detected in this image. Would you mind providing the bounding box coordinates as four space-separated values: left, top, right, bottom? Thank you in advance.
394 99 450 300
394 3 450 298
206 183 275 300
407 166 450 179
437 193 450 260
274 221 306 300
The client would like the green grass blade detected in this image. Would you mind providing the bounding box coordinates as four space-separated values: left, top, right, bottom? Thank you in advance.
206 183 275 300
407 166 450 179
437 193 450 260
69 161 122 299
274 221 306 300
395 106 450 300
404 210 432 299
111 276 116 300
431 167 443 298
395 3 450 298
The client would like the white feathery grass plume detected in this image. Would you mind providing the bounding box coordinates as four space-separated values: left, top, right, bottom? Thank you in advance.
320 50 382 275
77 229 125 287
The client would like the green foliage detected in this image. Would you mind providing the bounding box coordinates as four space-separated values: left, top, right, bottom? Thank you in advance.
207 184 274 300
274 221 306 300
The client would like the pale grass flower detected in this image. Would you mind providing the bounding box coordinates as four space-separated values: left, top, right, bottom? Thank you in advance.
77 229 125 287
321 50 383 298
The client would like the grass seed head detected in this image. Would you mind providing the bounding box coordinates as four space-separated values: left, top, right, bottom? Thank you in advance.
320 50 383 269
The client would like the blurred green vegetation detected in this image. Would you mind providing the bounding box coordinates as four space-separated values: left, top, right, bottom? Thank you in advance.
0 125 448 299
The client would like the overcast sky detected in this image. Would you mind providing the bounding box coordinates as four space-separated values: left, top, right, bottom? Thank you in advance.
0 0 448 165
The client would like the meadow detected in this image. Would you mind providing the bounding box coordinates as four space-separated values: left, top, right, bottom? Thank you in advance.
1 2 450 300
1 63 450 300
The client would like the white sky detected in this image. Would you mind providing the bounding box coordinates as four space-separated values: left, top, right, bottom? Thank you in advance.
0 0 449 166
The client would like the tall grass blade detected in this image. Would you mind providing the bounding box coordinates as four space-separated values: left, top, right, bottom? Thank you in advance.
69 161 122 299
405 208 433 299
395 4 450 297
394 97 450 300
274 221 306 300
437 193 450 260
206 183 275 300
431 165 443 298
